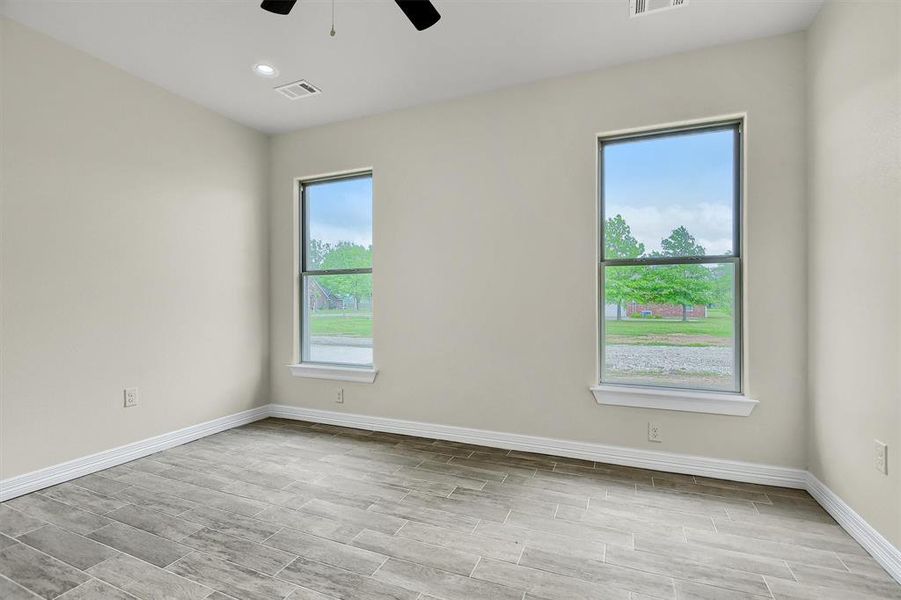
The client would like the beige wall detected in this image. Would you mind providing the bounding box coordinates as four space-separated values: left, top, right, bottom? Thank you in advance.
270 33 809 468
807 1 901 547
0 20 270 479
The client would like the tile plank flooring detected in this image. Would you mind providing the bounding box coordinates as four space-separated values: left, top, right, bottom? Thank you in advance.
1 418 899 600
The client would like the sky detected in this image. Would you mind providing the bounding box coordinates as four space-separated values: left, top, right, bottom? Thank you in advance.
307 175 373 248
604 128 735 256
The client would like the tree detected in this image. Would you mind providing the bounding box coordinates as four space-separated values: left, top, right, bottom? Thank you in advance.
708 263 735 314
307 239 331 270
643 227 712 321
637 263 713 321
318 242 372 310
605 215 645 259
659 226 706 257
320 241 371 271
604 215 645 320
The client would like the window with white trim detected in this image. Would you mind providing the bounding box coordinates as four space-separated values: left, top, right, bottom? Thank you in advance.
599 122 742 393
299 173 373 367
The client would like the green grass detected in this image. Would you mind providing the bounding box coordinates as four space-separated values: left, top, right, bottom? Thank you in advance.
307 308 732 343
309 312 372 337
606 309 733 346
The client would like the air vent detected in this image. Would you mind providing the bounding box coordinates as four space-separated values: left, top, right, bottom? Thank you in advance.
630 0 687 18
274 80 321 100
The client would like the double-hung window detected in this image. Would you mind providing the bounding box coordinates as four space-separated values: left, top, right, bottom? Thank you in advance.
598 122 743 400
298 172 373 369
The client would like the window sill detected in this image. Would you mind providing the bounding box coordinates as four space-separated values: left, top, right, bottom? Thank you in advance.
288 364 378 383
590 384 757 416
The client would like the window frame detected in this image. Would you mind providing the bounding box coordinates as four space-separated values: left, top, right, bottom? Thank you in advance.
297 171 374 369
598 120 743 395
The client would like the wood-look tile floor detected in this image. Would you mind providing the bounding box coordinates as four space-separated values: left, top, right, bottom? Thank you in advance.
1 418 899 600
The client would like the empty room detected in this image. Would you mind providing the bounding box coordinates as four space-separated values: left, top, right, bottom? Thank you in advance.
0 0 899 598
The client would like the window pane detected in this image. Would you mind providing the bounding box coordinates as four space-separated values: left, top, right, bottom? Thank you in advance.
603 128 735 258
303 274 372 365
603 262 737 392
305 175 372 271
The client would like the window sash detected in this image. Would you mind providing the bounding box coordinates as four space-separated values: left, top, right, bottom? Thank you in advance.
300 171 373 274
598 122 742 393
599 121 742 263
601 256 736 268
298 173 373 367
598 258 742 393
299 272 372 367
301 268 372 276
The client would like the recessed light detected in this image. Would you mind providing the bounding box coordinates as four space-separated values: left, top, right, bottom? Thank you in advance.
253 63 278 78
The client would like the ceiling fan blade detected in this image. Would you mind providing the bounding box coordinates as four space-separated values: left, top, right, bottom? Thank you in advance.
260 0 298 15
394 0 441 31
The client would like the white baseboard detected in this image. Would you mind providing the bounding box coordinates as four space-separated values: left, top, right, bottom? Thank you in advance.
3 401 898 587
268 404 807 489
0 405 269 502
806 473 901 584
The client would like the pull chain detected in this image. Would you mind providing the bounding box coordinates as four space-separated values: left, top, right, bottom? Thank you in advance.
330 0 336 37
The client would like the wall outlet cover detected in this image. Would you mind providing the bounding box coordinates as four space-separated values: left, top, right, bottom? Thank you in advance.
875 439 888 475
648 422 662 443
123 387 139 408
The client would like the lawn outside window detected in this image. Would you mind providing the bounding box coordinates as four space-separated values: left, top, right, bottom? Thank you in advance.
289 171 377 383
592 120 756 416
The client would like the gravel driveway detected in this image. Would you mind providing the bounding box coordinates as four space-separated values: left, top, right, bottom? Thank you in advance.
308 336 373 364
605 344 733 375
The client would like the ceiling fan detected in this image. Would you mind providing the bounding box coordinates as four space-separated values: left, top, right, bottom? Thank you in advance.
260 0 441 31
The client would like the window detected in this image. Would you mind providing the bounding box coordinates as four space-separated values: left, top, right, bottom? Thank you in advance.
299 173 373 368
599 123 742 395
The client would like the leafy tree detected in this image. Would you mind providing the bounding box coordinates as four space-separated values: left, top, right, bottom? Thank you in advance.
307 239 331 269
637 263 713 321
320 241 371 271
605 215 646 259
642 227 712 321
604 215 645 320
317 242 372 310
658 226 706 257
708 263 735 314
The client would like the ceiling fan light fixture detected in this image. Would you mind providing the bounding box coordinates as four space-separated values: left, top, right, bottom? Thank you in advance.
259 0 441 32
260 0 298 16
393 0 441 31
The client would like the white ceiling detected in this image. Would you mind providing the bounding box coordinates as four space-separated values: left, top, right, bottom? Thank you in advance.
2 0 823 134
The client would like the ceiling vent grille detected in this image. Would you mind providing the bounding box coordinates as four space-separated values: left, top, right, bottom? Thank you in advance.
274 80 321 100
630 0 687 18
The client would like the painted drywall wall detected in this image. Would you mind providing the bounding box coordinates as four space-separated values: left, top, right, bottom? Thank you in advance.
807 1 901 547
270 33 808 468
0 19 270 479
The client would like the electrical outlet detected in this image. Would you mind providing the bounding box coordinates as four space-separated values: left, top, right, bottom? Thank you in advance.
648 422 662 443
875 440 888 475
336 387 344 404
123 387 139 408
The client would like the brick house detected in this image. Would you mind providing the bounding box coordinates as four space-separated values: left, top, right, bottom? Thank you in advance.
626 302 707 319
